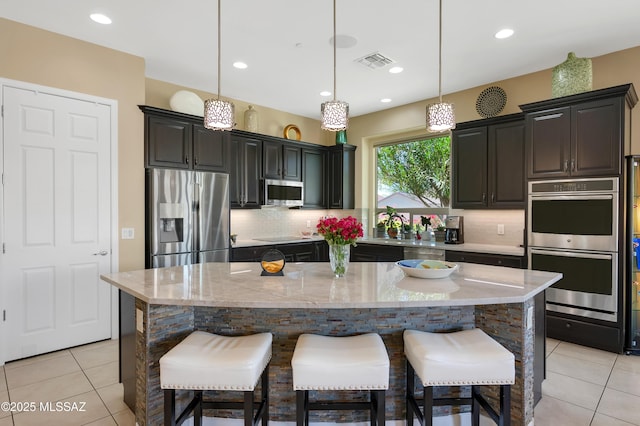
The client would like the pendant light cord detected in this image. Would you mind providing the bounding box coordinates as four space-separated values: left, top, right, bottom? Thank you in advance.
217 0 222 101
438 0 443 103
332 0 337 102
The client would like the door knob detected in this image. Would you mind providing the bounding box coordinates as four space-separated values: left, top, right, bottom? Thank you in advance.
93 250 109 256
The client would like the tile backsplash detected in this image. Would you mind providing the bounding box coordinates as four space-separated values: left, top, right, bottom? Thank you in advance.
450 209 525 247
230 208 367 240
231 208 524 247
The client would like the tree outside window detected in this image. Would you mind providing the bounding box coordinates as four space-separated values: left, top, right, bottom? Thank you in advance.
375 136 450 233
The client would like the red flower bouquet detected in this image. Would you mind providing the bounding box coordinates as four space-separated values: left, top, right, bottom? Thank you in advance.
316 216 363 246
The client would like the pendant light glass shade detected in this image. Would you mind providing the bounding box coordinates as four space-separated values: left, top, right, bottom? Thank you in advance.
204 0 235 131
204 99 235 130
321 0 348 131
426 102 455 132
426 0 455 132
321 100 349 131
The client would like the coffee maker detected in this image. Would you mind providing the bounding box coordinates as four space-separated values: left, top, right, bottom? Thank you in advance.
444 216 464 244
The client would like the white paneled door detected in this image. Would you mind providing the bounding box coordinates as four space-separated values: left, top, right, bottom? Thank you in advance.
2 84 113 361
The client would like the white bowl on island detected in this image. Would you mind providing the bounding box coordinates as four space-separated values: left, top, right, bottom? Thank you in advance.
395 259 459 279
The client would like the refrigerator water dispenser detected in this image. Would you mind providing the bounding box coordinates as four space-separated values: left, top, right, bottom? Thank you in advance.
159 203 184 243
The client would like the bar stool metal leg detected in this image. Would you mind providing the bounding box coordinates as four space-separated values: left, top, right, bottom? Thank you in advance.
472 386 480 426
406 360 414 426
194 391 202 426
164 389 176 426
369 390 384 426
499 385 511 426
260 367 269 426
423 386 433 426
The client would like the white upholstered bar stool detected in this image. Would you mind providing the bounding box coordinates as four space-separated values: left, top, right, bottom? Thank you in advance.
404 329 515 426
160 331 272 426
291 333 390 426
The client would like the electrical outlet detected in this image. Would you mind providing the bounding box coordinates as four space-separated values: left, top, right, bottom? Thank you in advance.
306 220 311 228
121 228 135 239
136 308 143 332
497 224 505 235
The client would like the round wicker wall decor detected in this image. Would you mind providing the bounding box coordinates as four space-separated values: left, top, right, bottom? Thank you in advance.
475 86 507 118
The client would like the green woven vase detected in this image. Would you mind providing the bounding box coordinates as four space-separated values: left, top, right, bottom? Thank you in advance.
551 52 592 98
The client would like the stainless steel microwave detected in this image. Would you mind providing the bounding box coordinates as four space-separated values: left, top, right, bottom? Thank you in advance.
264 179 304 207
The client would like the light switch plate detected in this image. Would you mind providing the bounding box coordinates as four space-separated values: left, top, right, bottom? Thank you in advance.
497 224 505 235
121 227 135 239
527 306 534 330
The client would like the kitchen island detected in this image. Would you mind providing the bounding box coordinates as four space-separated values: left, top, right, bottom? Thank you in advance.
101 261 561 426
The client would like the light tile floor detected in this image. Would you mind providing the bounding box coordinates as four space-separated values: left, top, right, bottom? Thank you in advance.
0 339 134 426
0 338 638 425
536 338 640 426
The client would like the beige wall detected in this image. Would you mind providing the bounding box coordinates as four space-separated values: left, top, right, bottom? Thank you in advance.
349 46 640 210
0 18 146 272
145 78 333 146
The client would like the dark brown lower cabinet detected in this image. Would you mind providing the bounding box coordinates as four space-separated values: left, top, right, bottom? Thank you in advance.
445 250 525 268
349 243 404 262
231 241 329 263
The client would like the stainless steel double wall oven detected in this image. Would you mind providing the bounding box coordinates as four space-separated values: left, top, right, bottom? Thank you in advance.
528 178 621 328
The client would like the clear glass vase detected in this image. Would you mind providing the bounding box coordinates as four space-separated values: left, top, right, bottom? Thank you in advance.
329 244 350 277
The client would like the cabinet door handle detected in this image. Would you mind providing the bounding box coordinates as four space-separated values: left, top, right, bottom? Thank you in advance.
185 156 189 165
194 157 198 166
563 160 568 172
570 159 575 171
491 193 495 203
482 193 486 203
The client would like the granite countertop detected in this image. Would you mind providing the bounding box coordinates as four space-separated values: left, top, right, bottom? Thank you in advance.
233 236 525 256
101 261 560 308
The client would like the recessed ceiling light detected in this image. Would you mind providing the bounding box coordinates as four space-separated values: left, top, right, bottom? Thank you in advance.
388 66 404 74
320 91 331 97
233 62 248 69
495 28 514 39
90 13 112 25
380 98 392 103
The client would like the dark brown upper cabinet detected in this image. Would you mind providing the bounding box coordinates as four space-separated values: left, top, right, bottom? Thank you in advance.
301 147 327 209
263 140 302 181
140 106 358 210
327 144 356 209
452 114 525 209
521 84 637 179
141 106 229 173
230 135 262 209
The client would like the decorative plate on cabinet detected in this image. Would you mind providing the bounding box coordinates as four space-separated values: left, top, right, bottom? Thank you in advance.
475 86 507 118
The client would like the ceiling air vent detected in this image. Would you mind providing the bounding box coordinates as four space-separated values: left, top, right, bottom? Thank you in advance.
355 52 395 70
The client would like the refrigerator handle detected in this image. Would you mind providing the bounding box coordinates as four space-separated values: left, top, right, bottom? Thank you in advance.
193 179 200 254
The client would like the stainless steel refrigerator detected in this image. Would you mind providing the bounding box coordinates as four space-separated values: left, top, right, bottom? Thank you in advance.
146 168 229 268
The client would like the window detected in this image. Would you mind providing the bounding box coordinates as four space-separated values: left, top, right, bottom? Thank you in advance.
375 136 450 233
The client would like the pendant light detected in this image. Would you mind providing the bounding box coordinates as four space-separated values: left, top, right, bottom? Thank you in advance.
204 0 235 130
426 0 455 132
321 0 349 131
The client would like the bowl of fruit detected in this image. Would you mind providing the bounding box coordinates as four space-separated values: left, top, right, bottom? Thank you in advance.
395 259 458 279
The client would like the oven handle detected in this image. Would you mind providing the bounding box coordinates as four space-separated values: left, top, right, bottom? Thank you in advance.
529 248 614 260
529 194 614 201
